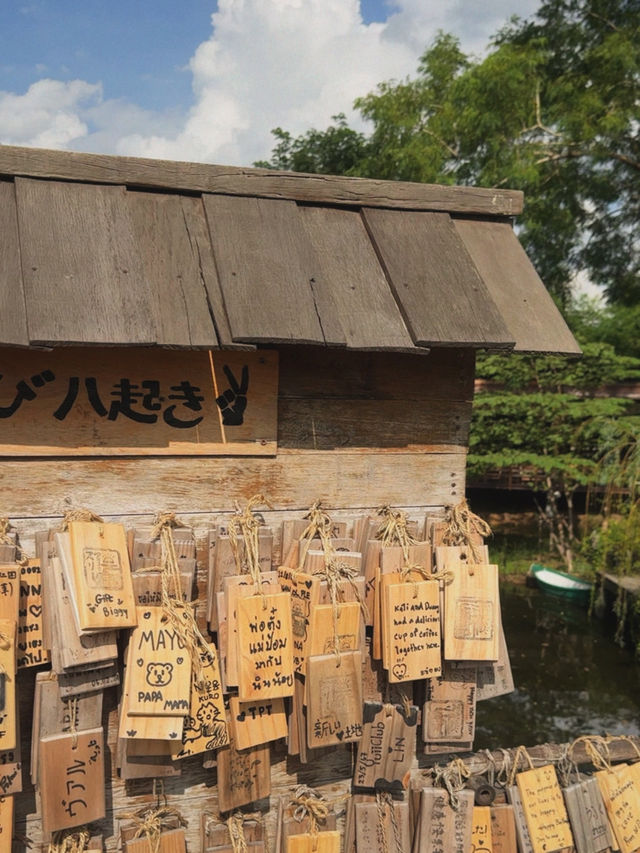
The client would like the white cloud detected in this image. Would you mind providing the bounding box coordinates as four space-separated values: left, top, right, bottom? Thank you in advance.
1 0 540 166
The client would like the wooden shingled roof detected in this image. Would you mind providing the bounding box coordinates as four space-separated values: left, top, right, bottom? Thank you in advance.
0 144 580 355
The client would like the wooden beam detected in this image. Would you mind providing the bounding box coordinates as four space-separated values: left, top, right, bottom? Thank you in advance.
0 145 524 216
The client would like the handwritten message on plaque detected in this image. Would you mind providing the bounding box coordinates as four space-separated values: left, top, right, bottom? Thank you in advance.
596 764 640 853
171 644 228 759
236 592 294 701
17 559 50 668
383 578 441 682
516 765 573 853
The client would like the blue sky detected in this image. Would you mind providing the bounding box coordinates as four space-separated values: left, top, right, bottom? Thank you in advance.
1 0 540 165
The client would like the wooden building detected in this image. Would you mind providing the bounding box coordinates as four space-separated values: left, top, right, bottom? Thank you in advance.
0 144 579 849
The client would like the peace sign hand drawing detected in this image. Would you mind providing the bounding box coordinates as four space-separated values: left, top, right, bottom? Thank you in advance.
216 364 249 425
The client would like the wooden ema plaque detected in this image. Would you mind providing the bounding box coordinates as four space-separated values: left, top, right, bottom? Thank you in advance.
67 521 137 632
354 801 411 853
236 592 294 701
277 567 320 674
306 651 363 748
229 695 287 750
0 740 22 797
127 607 191 716
0 348 278 456
223 576 280 686
17 559 49 668
563 777 614 853
216 734 271 813
0 620 16 752
596 763 640 853
0 565 20 622
308 601 363 658
506 785 534 853
171 643 228 759
423 664 476 745
286 832 340 853
0 795 13 853
476 621 514 701
38 727 105 835
119 638 184 741
413 787 474 853
490 804 518 853
354 701 418 793
382 576 441 682
516 765 574 853
123 829 186 853
471 806 493 852
443 557 499 661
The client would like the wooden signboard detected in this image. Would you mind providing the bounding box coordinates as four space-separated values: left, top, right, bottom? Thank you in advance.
490 804 518 853
596 764 640 853
277 567 321 674
516 765 574 853
216 735 271 813
443 557 499 661
170 644 228 759
423 664 476 745
17 559 49 668
306 651 363 748
39 728 105 835
126 607 191 717
383 577 441 682
0 621 16 752
563 777 614 853
471 806 493 853
0 348 278 455
413 787 474 853
355 801 411 853
0 566 20 622
0 795 13 853
229 695 287 750
286 832 340 853
236 592 294 701
67 522 137 632
353 701 418 792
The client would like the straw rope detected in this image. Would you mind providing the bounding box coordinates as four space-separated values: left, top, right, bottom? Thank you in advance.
442 499 491 564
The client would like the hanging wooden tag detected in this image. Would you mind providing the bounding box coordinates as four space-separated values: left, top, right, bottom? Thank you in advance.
170 643 228 759
277 566 321 674
0 794 13 853
506 785 534 853
286 831 340 853
0 565 20 623
276 800 337 853
443 553 499 661
471 806 493 852
0 620 16 752
223 574 280 686
116 738 182 780
476 621 514 701
423 664 476 745
490 804 517 853
0 739 22 797
563 776 614 853
119 639 184 742
414 787 474 853
131 570 193 608
17 559 50 669
236 591 294 701
354 701 418 792
38 727 105 835
308 601 363 659
123 828 186 853
516 765 574 853
306 650 363 748
57 662 120 698
383 577 441 682
229 695 287 750
216 734 271 813
355 800 411 853
596 763 640 853
67 521 137 631
126 607 192 716
363 540 382 627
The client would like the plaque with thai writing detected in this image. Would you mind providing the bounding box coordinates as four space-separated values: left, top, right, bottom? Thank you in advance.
596 763 640 853
170 644 228 759
306 651 363 748
563 777 613 853
444 556 499 661
39 728 105 835
222 574 279 686
67 521 137 632
236 592 294 701
229 695 287 750
17 559 50 669
383 578 441 682
353 701 417 792
126 607 192 717
516 765 574 853
424 664 476 745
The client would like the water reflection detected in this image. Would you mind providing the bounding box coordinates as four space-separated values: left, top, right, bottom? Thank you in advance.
474 583 640 749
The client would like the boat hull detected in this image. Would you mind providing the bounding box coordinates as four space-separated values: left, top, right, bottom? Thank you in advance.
529 563 593 607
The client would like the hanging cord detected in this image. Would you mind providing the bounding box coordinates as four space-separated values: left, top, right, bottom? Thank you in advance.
60 509 105 531
376 505 417 564
291 785 330 850
226 812 249 853
152 512 214 688
442 498 491 565
65 696 79 750
431 757 472 810
47 827 90 853
375 791 403 853
568 735 612 773
507 746 535 787
0 516 29 567
227 494 273 593
119 802 186 853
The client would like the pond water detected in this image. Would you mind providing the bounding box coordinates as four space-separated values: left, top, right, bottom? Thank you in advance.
474 582 640 749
